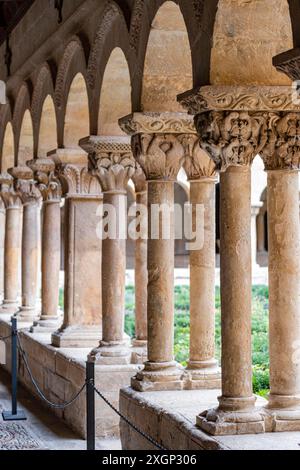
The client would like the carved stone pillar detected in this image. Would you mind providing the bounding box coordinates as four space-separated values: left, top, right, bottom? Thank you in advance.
119 112 192 391
131 165 148 350
49 149 103 348
261 112 300 431
193 110 267 434
80 136 135 364
8 166 41 323
0 195 5 301
27 158 62 330
179 134 221 389
0 173 22 316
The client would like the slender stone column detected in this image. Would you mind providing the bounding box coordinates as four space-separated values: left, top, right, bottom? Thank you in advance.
180 134 221 389
49 149 103 347
0 173 22 316
27 158 62 330
192 111 267 434
251 205 262 270
80 136 135 364
8 166 41 323
261 112 300 431
131 165 148 348
0 196 5 301
119 112 191 391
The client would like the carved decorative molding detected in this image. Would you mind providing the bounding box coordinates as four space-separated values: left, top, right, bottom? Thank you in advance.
131 163 147 193
195 111 268 171
119 112 195 136
131 133 185 181
273 48 300 82
261 112 300 171
178 134 216 180
80 136 135 192
178 86 300 115
27 158 61 202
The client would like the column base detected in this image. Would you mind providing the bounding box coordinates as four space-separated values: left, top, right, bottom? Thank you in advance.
131 361 184 392
88 339 132 365
16 306 38 324
131 339 147 364
196 396 265 436
0 300 19 316
30 315 62 333
263 394 300 432
184 359 221 389
51 324 101 348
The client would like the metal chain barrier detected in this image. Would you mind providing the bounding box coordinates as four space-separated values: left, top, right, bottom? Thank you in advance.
17 333 87 409
93 384 167 451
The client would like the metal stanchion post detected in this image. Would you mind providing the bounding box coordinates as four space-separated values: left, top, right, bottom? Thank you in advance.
2 317 26 421
86 360 95 450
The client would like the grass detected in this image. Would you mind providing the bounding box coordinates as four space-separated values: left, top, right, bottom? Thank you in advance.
125 284 270 396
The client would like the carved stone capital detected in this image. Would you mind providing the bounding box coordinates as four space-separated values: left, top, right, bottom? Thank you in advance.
0 172 22 209
8 166 41 205
27 158 61 202
131 163 147 193
119 112 195 136
177 134 216 180
260 112 300 171
195 111 268 171
178 85 300 115
131 133 185 181
273 48 300 81
80 136 135 192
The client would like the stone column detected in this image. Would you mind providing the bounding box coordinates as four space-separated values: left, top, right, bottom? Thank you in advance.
0 196 5 302
251 204 262 270
80 136 135 364
49 149 103 348
131 165 148 350
27 158 62 331
261 112 300 431
257 210 266 253
119 112 190 391
192 111 267 434
0 173 22 316
179 134 221 389
8 166 41 323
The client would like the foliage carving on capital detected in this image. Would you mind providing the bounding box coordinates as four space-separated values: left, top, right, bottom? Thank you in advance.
8 166 41 205
0 172 22 209
195 111 268 171
89 150 135 193
261 112 300 170
27 158 61 201
56 164 101 196
131 133 185 181
131 163 147 193
178 133 216 180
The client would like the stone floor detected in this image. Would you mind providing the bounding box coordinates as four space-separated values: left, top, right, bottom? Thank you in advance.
0 370 121 451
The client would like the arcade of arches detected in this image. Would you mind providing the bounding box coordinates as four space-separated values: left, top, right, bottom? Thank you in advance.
1 0 300 450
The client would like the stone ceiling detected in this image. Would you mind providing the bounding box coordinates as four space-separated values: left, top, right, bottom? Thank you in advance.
0 0 33 44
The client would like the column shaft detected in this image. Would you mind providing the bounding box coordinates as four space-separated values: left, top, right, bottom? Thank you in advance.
134 190 147 344
0 202 5 299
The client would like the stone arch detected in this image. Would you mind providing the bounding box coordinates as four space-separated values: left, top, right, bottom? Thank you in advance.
87 2 134 134
63 73 89 149
98 47 132 136
0 122 14 172
31 63 57 156
12 82 32 164
54 37 89 146
38 95 58 157
18 109 34 166
141 1 193 112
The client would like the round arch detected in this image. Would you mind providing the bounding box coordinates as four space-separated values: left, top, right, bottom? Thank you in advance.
38 95 57 157
1 122 14 172
18 110 34 166
64 73 89 148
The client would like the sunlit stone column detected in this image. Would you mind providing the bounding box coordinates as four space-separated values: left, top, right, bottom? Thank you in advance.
180 134 221 389
49 149 103 347
131 165 148 349
120 112 189 391
0 173 22 316
8 166 41 323
261 112 300 431
28 158 62 331
192 110 266 434
80 136 135 364
0 195 5 302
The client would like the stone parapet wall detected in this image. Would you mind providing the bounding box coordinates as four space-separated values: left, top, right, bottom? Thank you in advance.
0 319 139 438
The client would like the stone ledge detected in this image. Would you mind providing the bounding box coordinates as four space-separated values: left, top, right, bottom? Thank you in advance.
119 387 300 450
0 319 140 439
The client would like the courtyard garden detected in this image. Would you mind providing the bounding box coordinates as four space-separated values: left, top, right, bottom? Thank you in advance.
125 285 270 397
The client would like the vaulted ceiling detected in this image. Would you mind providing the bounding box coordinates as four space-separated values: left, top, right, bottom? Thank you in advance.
0 0 33 44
